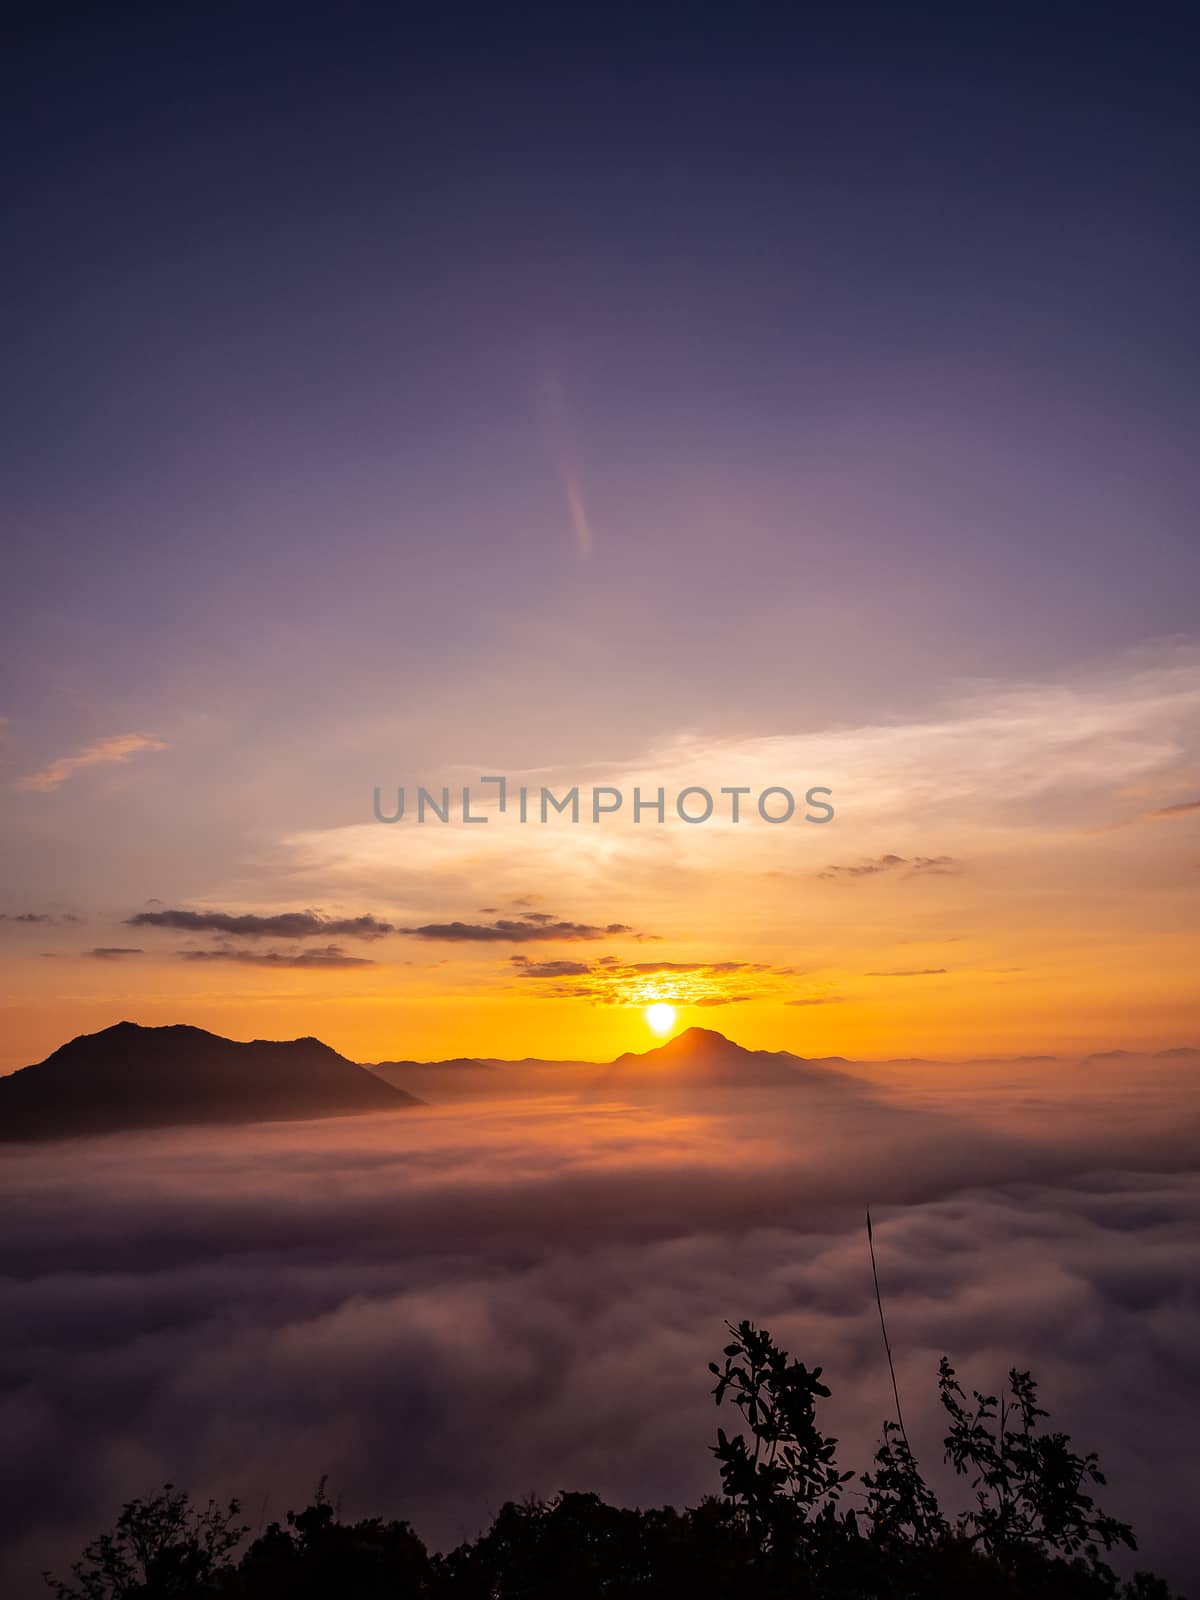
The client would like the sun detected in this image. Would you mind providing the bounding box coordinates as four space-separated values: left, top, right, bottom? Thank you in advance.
644 1002 677 1037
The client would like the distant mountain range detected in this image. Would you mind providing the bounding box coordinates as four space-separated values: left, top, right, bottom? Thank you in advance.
370 1026 865 1102
367 1029 1200 1103
0 1021 421 1141
3 1023 1195 1143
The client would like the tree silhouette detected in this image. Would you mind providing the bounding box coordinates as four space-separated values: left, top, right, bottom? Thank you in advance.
709 1318 852 1527
45 1328 1177 1599
45 1484 245 1600
938 1358 1136 1563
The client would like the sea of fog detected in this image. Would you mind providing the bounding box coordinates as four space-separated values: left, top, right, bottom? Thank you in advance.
1 1054 1197 1595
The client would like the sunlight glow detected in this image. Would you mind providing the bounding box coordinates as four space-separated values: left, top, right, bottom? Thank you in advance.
645 1002 677 1036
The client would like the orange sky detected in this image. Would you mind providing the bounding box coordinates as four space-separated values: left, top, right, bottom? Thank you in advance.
3 647 1197 1071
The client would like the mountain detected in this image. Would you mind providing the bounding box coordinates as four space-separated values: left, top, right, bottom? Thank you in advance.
369 1055 510 1103
369 1028 863 1103
0 1021 422 1141
597 1026 861 1094
964 1054 1062 1066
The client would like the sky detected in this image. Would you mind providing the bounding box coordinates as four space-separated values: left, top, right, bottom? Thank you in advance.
2 4 1198 1068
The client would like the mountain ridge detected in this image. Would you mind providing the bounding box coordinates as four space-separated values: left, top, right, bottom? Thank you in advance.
369 1024 867 1102
5 1024 1197 1135
0 1021 422 1142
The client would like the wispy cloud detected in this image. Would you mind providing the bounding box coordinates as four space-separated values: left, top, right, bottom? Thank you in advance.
129 909 396 941
405 917 634 944
624 960 767 975
281 650 1200 931
511 957 593 978
818 854 960 881
76 642 1198 1042
84 947 143 961
0 911 81 926
16 733 168 793
508 957 790 1010
539 364 594 560
178 944 375 969
1146 798 1200 820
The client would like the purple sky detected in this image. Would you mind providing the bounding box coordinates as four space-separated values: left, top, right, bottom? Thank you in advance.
5 8 1197 735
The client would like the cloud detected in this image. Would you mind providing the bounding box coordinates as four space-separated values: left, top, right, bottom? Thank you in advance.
909 855 960 874
264 647 1200 950
128 910 396 941
819 854 906 879
506 956 789 1009
540 365 595 560
786 995 846 1006
1146 798 1200 819
0 913 52 924
0 1064 1196 1599
84 947 143 961
627 961 711 973
15 733 168 793
404 919 634 943
818 855 959 881
624 960 765 976
177 944 375 969
511 957 593 979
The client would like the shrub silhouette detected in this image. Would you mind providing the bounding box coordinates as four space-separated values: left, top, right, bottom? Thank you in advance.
45 1324 1180 1599
937 1356 1136 1561
236 1478 429 1600
45 1484 245 1599
709 1318 854 1524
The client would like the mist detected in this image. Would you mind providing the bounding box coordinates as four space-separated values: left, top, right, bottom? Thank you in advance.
2 1056 1197 1595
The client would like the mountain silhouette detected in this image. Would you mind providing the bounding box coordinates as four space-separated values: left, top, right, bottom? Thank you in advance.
599 1026 860 1093
367 1054 502 1103
614 1024 800 1073
370 1027 863 1103
0 1021 422 1141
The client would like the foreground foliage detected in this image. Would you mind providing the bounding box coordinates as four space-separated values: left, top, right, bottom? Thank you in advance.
48 1321 1179 1599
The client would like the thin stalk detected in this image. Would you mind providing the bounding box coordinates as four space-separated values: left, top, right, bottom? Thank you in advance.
867 1208 912 1457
